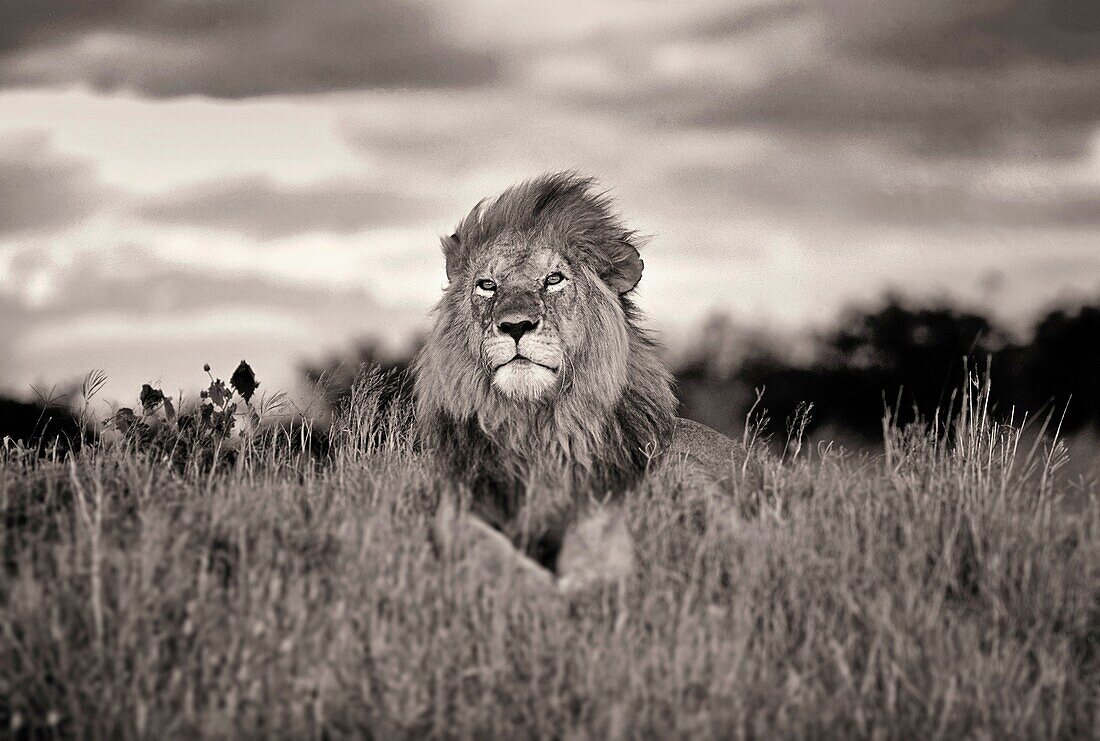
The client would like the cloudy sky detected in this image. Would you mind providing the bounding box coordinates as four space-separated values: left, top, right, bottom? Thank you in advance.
2 0 1100 402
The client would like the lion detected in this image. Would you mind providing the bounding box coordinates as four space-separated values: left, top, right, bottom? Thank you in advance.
413 172 735 590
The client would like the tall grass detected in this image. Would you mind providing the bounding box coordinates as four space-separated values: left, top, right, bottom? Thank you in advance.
1 371 1097 738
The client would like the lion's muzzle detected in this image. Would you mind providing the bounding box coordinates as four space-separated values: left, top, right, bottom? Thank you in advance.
482 289 563 399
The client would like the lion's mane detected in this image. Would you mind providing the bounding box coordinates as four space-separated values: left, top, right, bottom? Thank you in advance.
413 173 677 527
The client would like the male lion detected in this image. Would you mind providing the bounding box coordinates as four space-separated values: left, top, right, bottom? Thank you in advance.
414 172 735 589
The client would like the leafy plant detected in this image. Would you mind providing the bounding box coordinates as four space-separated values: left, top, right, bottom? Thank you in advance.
106 360 269 469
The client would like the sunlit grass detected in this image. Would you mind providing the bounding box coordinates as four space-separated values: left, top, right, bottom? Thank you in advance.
1 368 1097 738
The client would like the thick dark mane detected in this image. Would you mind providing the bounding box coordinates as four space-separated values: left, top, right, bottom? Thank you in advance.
447 171 647 297
413 172 677 560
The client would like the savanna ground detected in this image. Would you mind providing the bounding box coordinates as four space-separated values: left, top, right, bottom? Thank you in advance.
1 368 1098 739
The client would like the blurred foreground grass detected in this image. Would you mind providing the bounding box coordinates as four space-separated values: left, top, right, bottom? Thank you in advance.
1 370 1098 738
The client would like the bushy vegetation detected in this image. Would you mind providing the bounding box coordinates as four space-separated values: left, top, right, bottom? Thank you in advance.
680 296 1100 440
1 363 1097 738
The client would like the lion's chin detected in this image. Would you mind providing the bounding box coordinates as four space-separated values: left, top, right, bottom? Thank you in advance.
491 360 558 400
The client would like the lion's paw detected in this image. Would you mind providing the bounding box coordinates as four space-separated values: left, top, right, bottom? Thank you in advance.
556 507 634 596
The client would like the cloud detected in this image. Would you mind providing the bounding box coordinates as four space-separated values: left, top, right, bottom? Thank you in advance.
132 175 436 238
0 248 413 399
0 1 136 55
571 0 1100 160
670 139 1100 228
3 0 1099 399
835 0 1100 69
0 0 497 97
1 248 375 317
0 133 107 235
692 66 1099 159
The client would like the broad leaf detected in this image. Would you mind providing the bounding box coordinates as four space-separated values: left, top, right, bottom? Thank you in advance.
140 384 165 415
230 360 259 403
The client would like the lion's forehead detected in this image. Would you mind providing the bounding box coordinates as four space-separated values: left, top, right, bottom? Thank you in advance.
478 240 566 279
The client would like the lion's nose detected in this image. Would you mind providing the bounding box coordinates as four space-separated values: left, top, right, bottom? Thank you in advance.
498 318 538 343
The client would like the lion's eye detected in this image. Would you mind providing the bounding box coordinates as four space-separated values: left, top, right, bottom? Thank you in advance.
476 279 496 292
545 272 565 287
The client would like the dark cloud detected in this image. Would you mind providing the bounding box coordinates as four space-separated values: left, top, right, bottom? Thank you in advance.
0 249 402 396
691 65 1099 159
3 249 377 318
837 0 1100 69
0 1 137 54
132 175 433 238
676 0 1100 159
686 2 809 41
0 133 106 235
0 248 380 368
670 142 1100 229
0 0 496 97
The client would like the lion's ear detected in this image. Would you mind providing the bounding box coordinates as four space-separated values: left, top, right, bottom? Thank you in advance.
602 240 644 294
442 232 464 282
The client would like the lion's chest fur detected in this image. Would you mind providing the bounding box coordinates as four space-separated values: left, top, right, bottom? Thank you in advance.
444 414 737 496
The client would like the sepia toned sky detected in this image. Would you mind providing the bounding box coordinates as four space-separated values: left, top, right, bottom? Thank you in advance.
2 0 1100 402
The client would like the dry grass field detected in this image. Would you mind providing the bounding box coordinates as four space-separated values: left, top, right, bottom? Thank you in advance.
2 370 1098 738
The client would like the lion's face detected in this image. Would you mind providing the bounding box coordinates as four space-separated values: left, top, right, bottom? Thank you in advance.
468 240 578 401
414 173 676 489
